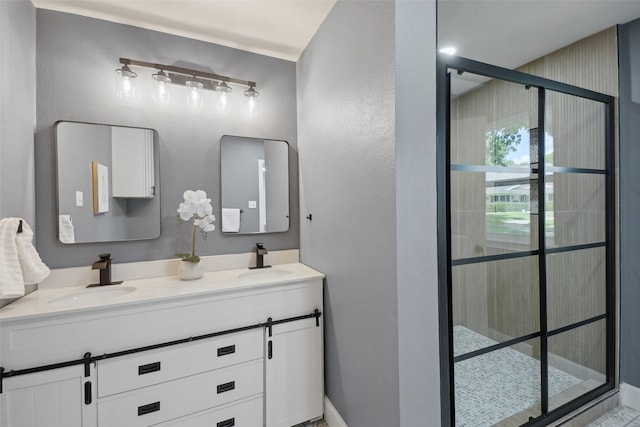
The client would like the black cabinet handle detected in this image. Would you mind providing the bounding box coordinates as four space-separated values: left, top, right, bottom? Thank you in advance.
217 345 236 357
84 381 92 404
138 401 160 416
217 418 235 427
268 340 273 359
138 361 161 375
216 381 235 394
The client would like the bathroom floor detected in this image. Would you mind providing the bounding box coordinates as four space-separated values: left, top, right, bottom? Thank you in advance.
587 406 640 426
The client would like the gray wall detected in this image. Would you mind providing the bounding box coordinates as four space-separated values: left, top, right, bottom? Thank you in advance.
35 9 299 268
395 1 440 425
0 0 36 226
619 18 640 388
298 1 398 425
298 0 440 427
298 0 440 425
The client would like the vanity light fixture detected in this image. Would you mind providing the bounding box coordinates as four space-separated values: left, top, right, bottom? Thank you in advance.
152 70 171 103
244 85 259 114
186 78 204 107
116 58 259 108
115 64 137 99
215 80 232 110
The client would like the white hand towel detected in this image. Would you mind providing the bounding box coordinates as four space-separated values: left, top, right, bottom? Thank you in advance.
58 214 75 244
222 208 241 233
0 218 50 299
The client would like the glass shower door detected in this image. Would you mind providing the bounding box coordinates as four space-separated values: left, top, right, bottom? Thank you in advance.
449 71 544 426
440 56 615 427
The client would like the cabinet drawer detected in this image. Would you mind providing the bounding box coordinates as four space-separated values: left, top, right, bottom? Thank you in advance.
98 329 262 397
156 395 263 427
98 359 263 427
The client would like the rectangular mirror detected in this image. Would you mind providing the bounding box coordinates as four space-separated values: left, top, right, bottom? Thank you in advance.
55 121 161 244
221 135 289 234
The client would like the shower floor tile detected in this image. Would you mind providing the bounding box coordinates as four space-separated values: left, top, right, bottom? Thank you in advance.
454 326 584 427
587 406 640 426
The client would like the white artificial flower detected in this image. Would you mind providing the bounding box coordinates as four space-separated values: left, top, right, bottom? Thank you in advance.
176 190 216 263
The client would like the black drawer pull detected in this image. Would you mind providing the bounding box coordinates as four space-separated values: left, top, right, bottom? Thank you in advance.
217 418 235 427
217 345 236 357
138 361 161 375
138 401 160 416
216 381 235 394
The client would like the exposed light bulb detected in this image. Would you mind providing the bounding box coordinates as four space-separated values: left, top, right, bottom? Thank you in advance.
152 70 171 103
115 64 137 99
216 81 232 111
244 86 259 115
186 79 203 108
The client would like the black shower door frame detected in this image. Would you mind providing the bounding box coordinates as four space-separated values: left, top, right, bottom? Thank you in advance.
436 55 616 427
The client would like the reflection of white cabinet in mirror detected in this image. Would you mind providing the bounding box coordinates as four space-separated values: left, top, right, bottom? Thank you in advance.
111 127 155 198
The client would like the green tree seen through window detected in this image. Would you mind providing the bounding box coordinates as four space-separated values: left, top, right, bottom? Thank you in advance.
485 127 527 166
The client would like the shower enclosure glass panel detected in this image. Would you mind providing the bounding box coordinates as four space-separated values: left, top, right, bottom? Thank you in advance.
545 92 606 170
455 338 541 426
452 256 540 356
451 171 538 260
440 56 614 427
546 173 606 249
547 248 606 331
548 320 607 411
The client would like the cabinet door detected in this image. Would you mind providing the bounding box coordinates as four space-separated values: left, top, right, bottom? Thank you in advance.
265 317 323 427
0 364 97 427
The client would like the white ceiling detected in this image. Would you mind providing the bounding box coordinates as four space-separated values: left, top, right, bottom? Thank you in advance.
31 0 640 68
30 0 337 62
439 0 640 68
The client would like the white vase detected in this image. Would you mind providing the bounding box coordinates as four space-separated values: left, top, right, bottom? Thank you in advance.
177 260 203 280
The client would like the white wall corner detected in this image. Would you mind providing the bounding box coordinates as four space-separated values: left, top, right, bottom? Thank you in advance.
620 382 640 411
325 396 348 427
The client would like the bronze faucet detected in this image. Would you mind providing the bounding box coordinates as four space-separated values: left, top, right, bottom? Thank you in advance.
87 253 123 287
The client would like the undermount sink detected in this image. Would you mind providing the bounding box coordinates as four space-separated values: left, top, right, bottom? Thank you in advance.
47 286 136 306
237 267 292 280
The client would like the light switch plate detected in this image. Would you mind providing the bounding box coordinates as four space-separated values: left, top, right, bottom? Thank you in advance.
75 191 84 207
248 200 257 209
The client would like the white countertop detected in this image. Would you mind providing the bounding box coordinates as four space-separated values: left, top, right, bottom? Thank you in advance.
0 263 324 322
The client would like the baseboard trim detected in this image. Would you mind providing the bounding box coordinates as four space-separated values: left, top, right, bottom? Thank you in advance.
621 382 640 411
325 396 348 427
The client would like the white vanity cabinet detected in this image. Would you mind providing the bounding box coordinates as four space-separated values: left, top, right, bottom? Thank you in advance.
0 364 97 427
96 329 264 427
0 264 324 427
265 317 324 427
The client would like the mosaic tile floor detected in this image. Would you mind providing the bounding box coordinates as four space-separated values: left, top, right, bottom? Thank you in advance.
587 406 640 427
454 326 583 427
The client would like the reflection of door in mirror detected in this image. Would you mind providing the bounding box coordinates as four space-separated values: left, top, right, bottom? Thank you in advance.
220 135 289 234
55 121 161 244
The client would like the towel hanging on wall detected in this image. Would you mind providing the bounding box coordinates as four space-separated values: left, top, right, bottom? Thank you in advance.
0 217 50 299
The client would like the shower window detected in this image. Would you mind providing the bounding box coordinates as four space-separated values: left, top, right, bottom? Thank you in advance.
438 56 615 427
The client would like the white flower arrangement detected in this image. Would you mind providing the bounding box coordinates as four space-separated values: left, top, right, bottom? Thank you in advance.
176 190 216 263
